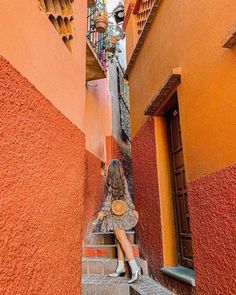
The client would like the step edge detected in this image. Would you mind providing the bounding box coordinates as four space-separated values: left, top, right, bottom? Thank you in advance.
89 231 135 235
83 244 138 247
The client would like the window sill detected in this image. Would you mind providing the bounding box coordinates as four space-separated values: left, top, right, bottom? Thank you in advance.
160 266 196 287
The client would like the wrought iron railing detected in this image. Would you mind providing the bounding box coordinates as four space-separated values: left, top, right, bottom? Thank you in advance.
119 94 131 140
87 8 107 71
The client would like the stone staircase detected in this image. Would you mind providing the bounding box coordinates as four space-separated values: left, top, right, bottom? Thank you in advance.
82 230 174 295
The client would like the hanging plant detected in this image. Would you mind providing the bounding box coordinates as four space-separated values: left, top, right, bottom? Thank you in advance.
106 36 117 53
103 21 125 61
88 0 96 8
95 14 108 33
94 0 108 33
87 0 126 62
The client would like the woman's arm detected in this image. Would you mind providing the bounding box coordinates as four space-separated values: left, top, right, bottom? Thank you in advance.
100 192 111 215
97 192 111 220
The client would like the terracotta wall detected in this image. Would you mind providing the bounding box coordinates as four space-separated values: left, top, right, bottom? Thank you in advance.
126 0 236 181
132 119 163 274
83 150 104 236
132 118 194 295
0 0 86 130
0 57 85 295
188 164 236 295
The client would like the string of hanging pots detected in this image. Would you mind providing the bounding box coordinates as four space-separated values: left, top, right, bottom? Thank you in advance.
92 0 125 61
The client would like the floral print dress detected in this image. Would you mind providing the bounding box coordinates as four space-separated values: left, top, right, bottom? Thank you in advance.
100 181 138 232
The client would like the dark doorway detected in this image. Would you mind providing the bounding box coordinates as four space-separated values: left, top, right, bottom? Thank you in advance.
166 96 194 269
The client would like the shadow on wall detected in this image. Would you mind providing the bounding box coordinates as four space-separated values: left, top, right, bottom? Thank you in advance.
83 150 104 237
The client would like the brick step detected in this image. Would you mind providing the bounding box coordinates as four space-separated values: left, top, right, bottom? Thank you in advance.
83 244 139 259
82 275 174 295
82 274 130 295
83 231 135 246
82 258 148 276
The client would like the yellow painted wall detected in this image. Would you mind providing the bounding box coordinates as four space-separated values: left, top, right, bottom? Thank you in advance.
126 0 236 181
154 117 177 266
0 0 87 131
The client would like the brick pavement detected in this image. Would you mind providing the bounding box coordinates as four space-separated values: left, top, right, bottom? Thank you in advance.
82 274 174 295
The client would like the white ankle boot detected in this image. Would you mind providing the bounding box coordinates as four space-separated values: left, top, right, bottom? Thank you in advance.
108 268 126 278
128 266 142 284
108 259 126 278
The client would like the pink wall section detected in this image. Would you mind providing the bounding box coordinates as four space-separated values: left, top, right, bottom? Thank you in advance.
0 56 85 295
0 0 87 130
85 79 112 160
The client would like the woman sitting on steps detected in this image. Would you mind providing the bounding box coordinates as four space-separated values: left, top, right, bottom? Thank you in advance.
97 159 142 284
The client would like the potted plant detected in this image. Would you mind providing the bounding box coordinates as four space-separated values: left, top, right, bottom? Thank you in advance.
88 0 96 8
95 13 108 33
106 36 117 53
94 0 108 33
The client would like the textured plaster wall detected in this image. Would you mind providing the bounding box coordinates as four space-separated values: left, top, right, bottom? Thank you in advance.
0 57 85 295
188 164 236 295
132 118 194 295
0 0 86 130
132 119 163 273
83 150 104 236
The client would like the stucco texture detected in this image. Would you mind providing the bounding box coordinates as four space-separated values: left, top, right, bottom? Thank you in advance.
188 164 236 295
132 118 163 273
132 118 195 295
0 57 85 295
83 150 104 236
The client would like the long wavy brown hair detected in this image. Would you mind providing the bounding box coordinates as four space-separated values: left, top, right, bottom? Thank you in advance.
104 159 126 199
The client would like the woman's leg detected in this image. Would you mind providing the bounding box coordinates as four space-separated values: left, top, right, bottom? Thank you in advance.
116 238 125 261
108 235 126 276
114 229 141 283
114 239 125 272
114 229 134 261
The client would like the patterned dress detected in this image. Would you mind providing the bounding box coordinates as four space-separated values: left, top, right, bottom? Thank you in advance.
100 181 138 232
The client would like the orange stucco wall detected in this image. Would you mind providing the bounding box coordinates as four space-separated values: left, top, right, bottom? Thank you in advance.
0 0 87 130
126 0 236 181
0 56 85 295
85 79 112 161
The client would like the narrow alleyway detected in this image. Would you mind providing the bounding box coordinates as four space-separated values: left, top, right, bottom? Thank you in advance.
82 229 174 295
0 0 235 294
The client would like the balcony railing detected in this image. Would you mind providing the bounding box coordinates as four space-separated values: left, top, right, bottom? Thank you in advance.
87 9 107 72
